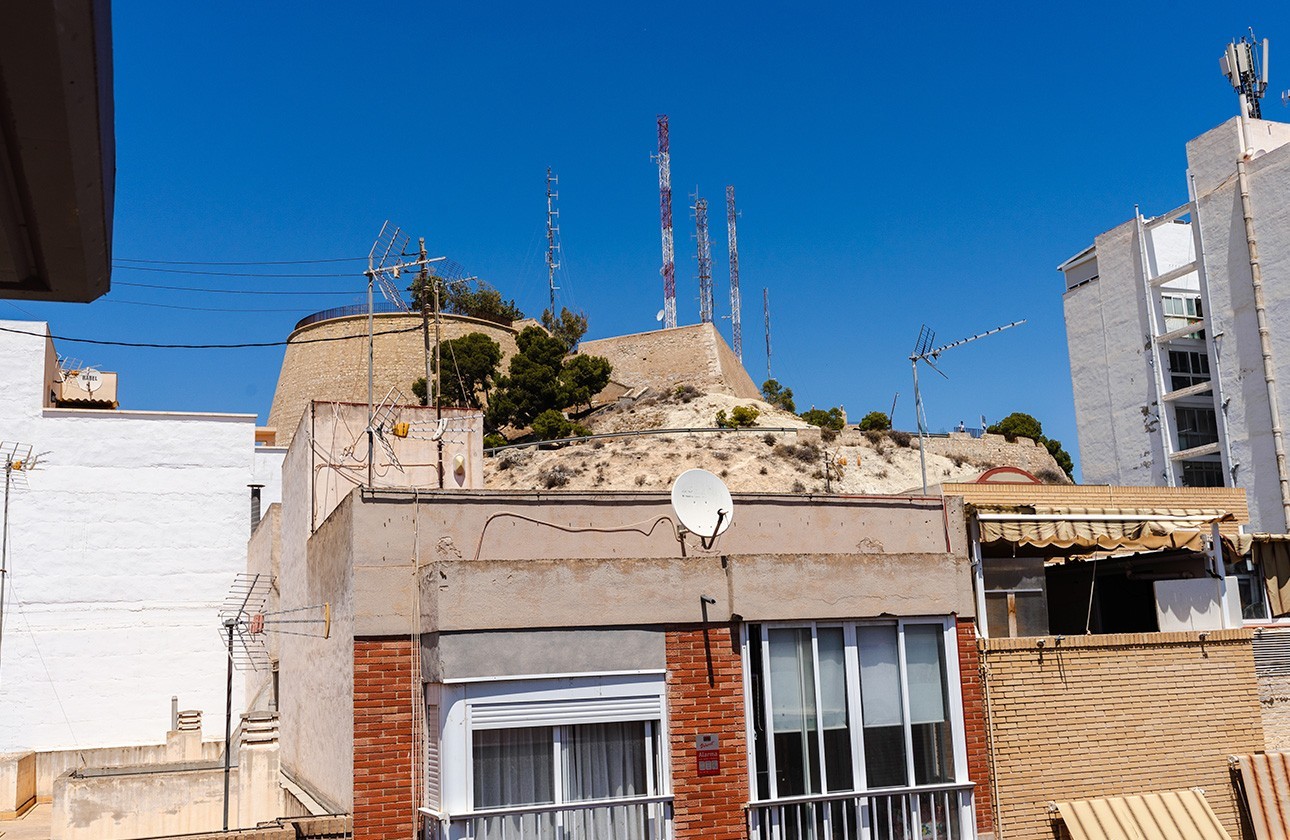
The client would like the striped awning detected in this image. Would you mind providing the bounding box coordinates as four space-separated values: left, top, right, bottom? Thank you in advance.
1053 789 1231 840
973 506 1233 552
1233 752 1290 840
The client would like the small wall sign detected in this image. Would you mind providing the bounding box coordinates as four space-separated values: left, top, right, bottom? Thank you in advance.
696 733 720 776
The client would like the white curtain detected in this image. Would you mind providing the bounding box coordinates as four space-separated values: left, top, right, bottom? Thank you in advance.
904 625 947 725
564 722 649 840
769 627 818 733
473 727 555 840
857 626 902 727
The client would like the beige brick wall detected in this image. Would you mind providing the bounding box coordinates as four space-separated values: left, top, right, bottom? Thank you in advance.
981 630 1262 840
266 312 521 448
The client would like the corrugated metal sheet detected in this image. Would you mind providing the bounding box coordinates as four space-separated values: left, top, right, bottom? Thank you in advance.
1254 630 1290 678
1053 789 1231 840
1235 752 1290 840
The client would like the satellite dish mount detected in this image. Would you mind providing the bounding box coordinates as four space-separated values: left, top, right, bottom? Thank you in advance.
671 469 734 550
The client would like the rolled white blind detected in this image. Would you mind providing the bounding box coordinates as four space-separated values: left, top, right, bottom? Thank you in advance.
470 695 663 730
858 626 902 727
904 624 947 725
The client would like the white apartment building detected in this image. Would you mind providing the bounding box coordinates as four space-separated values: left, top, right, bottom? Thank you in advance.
1061 113 1290 534
0 320 284 753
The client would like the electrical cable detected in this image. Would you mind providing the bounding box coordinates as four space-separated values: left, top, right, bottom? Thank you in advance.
114 256 364 266
102 299 316 314
113 266 360 278
114 281 361 296
0 322 424 350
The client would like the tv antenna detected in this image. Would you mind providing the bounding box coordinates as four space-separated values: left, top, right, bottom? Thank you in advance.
216 573 330 831
1221 31 1269 119
363 221 447 487
0 442 41 675
909 320 1025 493
670 469 734 550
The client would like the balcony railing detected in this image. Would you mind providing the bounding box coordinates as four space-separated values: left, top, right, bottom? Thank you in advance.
747 783 974 840
431 795 674 840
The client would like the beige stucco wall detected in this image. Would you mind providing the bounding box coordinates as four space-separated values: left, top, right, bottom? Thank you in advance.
266 312 520 449
982 630 1262 840
579 322 760 400
51 765 237 840
324 489 972 637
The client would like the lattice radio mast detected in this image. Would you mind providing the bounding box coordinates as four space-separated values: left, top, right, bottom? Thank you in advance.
725 186 743 362
763 287 772 381
692 191 714 324
653 115 677 329
545 168 561 315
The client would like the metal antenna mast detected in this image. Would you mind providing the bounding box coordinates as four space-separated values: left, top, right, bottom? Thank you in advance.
0 442 38 675
653 115 677 329
909 319 1026 494
1221 32 1269 119
545 168 560 315
692 191 714 323
725 186 743 361
763 287 772 381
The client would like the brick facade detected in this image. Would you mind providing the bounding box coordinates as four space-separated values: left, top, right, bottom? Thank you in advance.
353 637 420 840
981 630 1263 840
665 623 749 840
956 618 994 838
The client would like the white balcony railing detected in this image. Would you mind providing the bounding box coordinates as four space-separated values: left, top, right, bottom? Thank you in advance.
747 783 974 840
429 795 674 840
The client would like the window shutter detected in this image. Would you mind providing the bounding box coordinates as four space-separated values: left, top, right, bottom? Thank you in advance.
469 695 663 730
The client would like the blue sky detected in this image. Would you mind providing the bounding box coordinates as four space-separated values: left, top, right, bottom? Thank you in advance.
10 2 1290 478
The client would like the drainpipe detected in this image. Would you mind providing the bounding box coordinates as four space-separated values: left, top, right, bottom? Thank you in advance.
1235 139 1290 531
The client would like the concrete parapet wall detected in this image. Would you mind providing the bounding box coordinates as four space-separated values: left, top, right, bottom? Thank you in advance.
981 629 1262 840
0 751 35 819
35 741 222 801
51 765 237 840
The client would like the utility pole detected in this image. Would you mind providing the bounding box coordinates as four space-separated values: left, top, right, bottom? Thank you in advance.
546 168 560 316
763 287 772 381
725 186 742 361
692 191 713 324
418 237 432 409
653 115 677 329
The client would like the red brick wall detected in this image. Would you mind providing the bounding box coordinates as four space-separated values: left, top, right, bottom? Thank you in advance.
353 637 419 840
957 617 994 837
666 623 749 840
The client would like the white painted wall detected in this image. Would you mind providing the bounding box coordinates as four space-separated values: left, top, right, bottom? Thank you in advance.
1062 115 1290 532
0 320 263 751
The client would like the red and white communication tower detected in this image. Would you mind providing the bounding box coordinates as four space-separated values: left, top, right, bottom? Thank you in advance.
725 186 742 362
692 191 713 324
654 115 677 329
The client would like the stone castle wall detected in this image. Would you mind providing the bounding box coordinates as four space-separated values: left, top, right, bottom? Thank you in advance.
579 323 760 400
266 312 522 448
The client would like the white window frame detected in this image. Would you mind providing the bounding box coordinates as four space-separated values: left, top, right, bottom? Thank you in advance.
435 673 671 824
741 617 970 800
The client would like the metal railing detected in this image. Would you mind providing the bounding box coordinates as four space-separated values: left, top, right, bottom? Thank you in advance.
748 783 973 840
442 795 673 840
294 301 407 331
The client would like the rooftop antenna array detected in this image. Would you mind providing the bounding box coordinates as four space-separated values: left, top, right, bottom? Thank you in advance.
763 287 773 381
546 168 561 315
653 115 678 329
363 221 446 487
1222 31 1269 119
909 319 1026 494
692 191 714 324
0 442 40 674
216 573 330 831
725 186 743 362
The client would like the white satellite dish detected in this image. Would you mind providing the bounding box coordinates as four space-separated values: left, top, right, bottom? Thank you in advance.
655 309 665 322
75 367 102 394
671 469 734 546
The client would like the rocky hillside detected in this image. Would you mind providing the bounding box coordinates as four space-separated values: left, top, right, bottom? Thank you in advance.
484 387 1070 493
